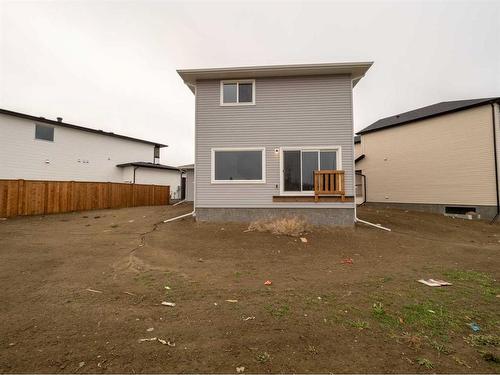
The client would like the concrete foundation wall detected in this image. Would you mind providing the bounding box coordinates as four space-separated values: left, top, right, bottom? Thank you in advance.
195 207 355 226
365 202 498 220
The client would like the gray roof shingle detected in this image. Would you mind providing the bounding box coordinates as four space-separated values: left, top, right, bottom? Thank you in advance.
357 97 500 135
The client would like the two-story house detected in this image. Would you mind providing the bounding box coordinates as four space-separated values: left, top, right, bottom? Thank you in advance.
177 62 372 225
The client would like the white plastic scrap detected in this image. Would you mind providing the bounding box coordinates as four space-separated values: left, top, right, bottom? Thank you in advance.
161 301 176 307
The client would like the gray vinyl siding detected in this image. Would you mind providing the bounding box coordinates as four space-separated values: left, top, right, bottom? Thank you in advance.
195 74 354 208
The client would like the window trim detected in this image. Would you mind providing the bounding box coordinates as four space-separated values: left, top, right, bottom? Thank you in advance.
34 123 55 142
279 146 342 196
220 79 256 106
211 147 266 184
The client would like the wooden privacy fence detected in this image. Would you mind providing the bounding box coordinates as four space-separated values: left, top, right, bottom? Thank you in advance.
0 179 170 218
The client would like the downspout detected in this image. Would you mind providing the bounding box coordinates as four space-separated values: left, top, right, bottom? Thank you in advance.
133 166 139 183
490 103 499 224
350 74 390 232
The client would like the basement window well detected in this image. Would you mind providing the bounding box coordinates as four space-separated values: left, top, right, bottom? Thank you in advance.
445 206 476 215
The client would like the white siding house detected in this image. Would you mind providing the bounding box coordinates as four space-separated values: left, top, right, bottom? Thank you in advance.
0 108 180 197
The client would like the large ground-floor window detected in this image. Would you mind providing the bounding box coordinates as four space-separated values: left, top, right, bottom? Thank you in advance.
281 146 341 194
211 147 266 183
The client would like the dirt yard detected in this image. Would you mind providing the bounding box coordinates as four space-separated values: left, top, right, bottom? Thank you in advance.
0 204 499 373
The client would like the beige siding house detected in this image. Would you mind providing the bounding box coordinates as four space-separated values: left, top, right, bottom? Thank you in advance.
356 98 500 219
178 62 372 225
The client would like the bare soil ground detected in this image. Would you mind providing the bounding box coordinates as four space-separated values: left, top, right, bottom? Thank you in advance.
0 204 499 373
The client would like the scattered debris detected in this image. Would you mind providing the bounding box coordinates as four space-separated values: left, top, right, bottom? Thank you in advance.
417 279 452 287
0 217 7 221
341 258 353 264
214 302 218 306
138 337 157 342
243 316 255 321
124 291 136 296
128 220 134 223
161 301 176 307
164 286 171 290
75 361 86 372
300 237 308 243
264 280 272 286
467 322 481 332
236 366 245 373
157 338 176 347
86 288 103 293
225 299 238 303
146 327 154 332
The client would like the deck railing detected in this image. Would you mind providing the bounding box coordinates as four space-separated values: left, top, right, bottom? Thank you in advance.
314 170 345 201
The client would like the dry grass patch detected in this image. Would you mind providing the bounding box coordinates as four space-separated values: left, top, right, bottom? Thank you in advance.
247 216 309 237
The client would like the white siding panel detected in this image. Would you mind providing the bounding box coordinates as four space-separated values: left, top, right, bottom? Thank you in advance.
0 114 155 182
195 75 354 208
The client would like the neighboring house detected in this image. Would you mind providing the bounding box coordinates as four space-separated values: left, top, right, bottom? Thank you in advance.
356 97 500 219
0 108 180 197
354 135 362 159
177 62 373 225
178 164 195 202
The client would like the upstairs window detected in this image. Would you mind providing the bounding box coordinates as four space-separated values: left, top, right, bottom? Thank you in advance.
220 80 255 105
35 124 54 142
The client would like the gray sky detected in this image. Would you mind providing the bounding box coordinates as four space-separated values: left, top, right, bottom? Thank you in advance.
1 0 499 166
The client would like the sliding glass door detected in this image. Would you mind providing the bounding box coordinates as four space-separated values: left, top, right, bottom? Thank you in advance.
283 148 338 193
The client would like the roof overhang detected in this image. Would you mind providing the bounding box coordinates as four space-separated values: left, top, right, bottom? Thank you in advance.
177 61 373 93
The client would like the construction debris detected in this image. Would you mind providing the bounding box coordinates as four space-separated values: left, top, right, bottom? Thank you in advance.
243 316 255 321
341 258 354 265
225 299 238 303
264 280 272 286
417 279 452 287
300 237 308 243
236 366 245 373
161 301 176 307
467 322 481 332
86 288 103 293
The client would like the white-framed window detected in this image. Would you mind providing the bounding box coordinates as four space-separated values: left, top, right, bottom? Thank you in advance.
279 146 342 195
211 147 266 183
220 80 255 106
35 124 54 142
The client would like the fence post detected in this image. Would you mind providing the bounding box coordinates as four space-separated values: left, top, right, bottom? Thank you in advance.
16 179 24 216
107 182 112 209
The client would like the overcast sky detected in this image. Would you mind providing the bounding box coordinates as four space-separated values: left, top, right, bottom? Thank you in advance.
1 0 499 165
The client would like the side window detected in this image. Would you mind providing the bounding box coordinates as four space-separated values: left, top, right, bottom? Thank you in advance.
35 124 54 142
221 80 255 105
